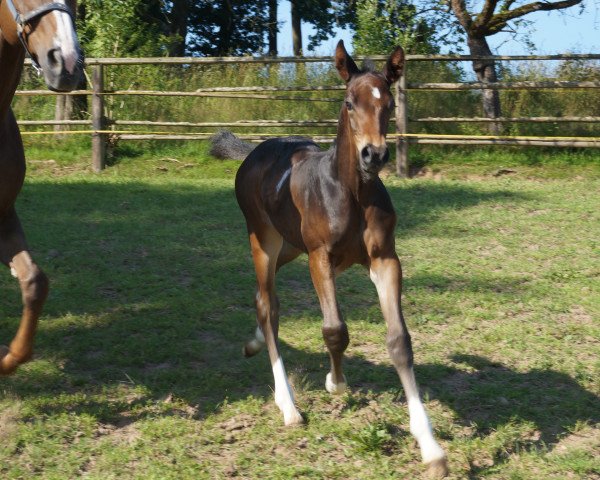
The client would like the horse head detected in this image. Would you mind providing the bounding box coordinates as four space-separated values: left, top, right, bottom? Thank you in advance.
335 40 405 179
0 0 84 91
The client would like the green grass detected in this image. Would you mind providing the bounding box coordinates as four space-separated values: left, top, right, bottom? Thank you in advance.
1 141 599 479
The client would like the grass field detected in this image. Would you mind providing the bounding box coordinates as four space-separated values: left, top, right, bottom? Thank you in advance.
1 141 599 479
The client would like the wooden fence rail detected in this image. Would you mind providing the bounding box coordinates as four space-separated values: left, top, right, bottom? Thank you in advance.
16 54 600 174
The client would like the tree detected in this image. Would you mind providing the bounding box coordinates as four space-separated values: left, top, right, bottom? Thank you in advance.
445 0 585 133
289 0 355 56
353 0 440 55
187 0 271 56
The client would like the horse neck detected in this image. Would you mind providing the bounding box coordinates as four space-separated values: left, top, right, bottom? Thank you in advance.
0 33 25 118
333 108 378 202
333 108 361 193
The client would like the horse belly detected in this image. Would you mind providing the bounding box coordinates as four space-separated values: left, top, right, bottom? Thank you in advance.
0 111 26 215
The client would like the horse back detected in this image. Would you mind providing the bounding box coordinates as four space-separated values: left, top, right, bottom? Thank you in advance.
235 137 320 250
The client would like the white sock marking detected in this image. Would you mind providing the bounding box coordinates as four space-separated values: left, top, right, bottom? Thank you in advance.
272 356 302 425
372 87 381 99
276 168 292 194
246 326 265 352
408 396 446 463
325 372 347 394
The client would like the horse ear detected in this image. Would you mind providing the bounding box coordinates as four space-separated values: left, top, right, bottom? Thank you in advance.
383 46 405 85
335 40 359 83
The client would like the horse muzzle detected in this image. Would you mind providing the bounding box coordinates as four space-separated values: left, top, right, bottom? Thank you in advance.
360 144 390 175
38 44 85 92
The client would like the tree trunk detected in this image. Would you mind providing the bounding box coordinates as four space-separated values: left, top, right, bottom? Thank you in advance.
268 0 277 56
216 0 234 56
291 0 302 56
467 35 502 134
168 0 189 57
54 95 72 134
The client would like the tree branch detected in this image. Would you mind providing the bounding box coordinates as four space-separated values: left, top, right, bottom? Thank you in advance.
487 0 583 33
474 0 499 30
450 0 473 30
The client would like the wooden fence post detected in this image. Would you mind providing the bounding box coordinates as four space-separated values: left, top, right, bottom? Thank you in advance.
92 65 106 172
395 69 408 178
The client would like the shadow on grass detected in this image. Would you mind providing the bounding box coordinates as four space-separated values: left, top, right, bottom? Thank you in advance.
3 177 595 474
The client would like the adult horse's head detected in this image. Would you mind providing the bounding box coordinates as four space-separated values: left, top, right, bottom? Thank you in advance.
335 40 404 179
0 0 83 91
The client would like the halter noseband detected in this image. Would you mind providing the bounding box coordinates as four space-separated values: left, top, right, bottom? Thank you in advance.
2 0 75 74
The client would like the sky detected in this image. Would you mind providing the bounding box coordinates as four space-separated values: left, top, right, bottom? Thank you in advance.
276 0 600 56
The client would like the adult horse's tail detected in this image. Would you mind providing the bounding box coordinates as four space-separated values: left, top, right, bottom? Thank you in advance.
210 130 255 160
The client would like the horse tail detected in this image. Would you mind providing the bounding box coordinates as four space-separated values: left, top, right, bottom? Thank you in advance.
209 130 255 160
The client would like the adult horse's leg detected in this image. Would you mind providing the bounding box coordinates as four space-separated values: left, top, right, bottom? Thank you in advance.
0 208 49 375
308 248 349 394
246 226 303 426
369 254 447 476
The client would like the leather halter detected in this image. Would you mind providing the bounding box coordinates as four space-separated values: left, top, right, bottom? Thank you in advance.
2 0 75 74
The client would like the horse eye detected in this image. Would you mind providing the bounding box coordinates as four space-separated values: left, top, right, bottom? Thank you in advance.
345 101 353 111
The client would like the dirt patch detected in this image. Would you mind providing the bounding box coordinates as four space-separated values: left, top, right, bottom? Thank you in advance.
0 403 21 442
551 426 600 456
96 420 142 445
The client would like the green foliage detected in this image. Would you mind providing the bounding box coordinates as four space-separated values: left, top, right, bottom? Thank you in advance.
350 422 395 454
352 0 438 55
78 0 170 57
498 59 600 137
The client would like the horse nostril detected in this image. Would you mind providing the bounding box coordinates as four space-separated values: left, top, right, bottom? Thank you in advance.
361 146 370 159
47 48 63 72
381 148 390 164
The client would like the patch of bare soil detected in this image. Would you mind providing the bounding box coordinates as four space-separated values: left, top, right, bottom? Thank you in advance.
551 426 600 456
410 166 444 181
28 159 90 176
0 403 21 442
96 420 141 445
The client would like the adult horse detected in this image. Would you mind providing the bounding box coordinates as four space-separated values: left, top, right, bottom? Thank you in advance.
213 41 448 477
0 0 84 374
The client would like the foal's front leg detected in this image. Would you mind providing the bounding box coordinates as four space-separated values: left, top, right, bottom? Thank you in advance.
308 248 349 394
369 255 447 477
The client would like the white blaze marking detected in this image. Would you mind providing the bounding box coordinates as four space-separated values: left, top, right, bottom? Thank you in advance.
372 87 381 99
52 2 78 68
276 168 292 194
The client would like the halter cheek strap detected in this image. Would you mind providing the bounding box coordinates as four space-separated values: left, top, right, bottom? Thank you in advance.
2 0 75 74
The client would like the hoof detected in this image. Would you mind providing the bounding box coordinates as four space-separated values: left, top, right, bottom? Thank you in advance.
0 345 19 376
243 339 263 358
325 372 347 395
425 457 449 479
283 410 304 427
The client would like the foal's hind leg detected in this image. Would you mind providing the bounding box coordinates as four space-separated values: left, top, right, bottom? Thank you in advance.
308 248 349 394
243 241 301 358
246 228 303 426
0 208 49 375
369 255 447 477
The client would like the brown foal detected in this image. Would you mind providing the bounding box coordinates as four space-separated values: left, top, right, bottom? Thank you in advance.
232 41 448 477
0 0 83 374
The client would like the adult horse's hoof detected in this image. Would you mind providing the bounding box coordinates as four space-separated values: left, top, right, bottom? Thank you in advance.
425 457 449 478
0 345 19 375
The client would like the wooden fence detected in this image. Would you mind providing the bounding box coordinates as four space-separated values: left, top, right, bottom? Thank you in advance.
16 54 600 175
